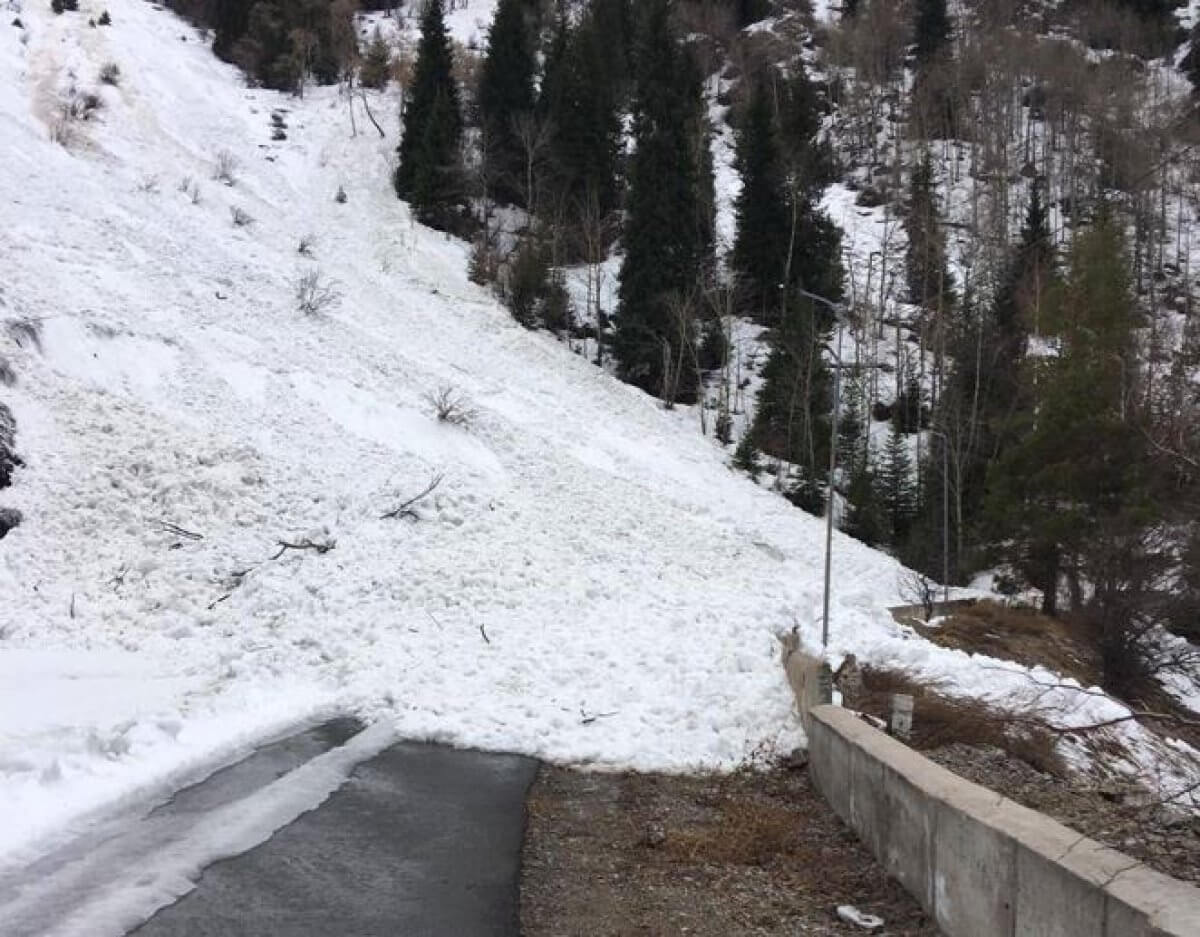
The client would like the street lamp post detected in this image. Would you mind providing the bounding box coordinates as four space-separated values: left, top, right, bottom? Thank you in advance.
794 288 851 652
927 427 952 604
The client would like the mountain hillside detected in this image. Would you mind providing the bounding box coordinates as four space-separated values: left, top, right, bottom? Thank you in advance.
0 0 1196 871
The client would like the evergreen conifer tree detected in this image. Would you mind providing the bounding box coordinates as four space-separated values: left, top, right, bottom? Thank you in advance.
360 26 392 88
844 457 887 547
880 419 917 546
394 0 464 232
904 150 953 313
746 291 834 491
538 9 623 220
213 0 251 63
613 0 712 403
478 0 536 206
913 0 951 65
984 210 1142 615
732 77 791 319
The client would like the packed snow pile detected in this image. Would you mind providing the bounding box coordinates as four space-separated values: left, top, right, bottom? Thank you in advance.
0 0 1196 871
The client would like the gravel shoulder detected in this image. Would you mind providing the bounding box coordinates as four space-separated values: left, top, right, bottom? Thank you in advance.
520 762 938 936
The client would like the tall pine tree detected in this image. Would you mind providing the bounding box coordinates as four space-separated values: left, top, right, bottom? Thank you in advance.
904 150 953 313
478 0 536 206
613 0 713 404
394 0 464 232
913 0 951 65
732 76 791 319
984 210 1142 616
538 7 624 223
213 0 251 63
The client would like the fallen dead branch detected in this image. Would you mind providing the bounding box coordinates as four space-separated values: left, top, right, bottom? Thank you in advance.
270 537 336 560
381 472 445 520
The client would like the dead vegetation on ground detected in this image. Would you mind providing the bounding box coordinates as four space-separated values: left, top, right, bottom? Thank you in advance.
915 600 1098 684
855 663 1067 777
521 764 939 937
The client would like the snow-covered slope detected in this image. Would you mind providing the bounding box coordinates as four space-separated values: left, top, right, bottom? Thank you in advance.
0 0 1195 871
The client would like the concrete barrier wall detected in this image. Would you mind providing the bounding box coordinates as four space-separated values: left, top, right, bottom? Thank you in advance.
807 705 1200 937
778 633 829 733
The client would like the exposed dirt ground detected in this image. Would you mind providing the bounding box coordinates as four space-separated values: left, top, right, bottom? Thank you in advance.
520 763 939 937
929 743 1200 884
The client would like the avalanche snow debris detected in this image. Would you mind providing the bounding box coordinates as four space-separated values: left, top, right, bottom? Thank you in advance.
0 0 1196 874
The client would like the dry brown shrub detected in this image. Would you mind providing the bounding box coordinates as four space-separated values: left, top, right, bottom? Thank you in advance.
665 797 802 866
859 665 1066 777
916 600 1098 685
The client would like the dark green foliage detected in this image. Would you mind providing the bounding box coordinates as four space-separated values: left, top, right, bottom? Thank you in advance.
746 292 834 474
787 468 827 517
988 180 1052 434
983 211 1141 616
359 27 391 88
913 0 951 64
733 432 762 479
1115 0 1177 21
837 375 866 468
1184 25 1200 94
931 181 1054 573
904 151 953 312
210 0 352 91
777 65 835 196
842 0 860 19
478 0 537 206
698 318 728 373
729 0 769 27
51 0 79 13
734 57 843 488
894 374 927 434
732 77 791 318
505 237 573 333
213 0 251 62
613 0 713 404
880 420 917 545
395 0 466 232
844 458 887 547
538 8 626 239
98 9 111 25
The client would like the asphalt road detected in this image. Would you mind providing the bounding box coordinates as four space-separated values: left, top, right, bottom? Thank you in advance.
131 741 538 937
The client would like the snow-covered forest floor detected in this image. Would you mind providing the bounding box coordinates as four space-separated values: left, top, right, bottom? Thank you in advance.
1 0 1198 876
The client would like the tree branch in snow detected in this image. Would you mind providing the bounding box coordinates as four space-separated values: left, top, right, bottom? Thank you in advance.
479 623 491 644
269 537 337 561
158 521 203 541
359 89 385 138
381 472 444 520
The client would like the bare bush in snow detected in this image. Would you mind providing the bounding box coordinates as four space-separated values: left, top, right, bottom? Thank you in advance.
98 61 120 85
295 270 341 316
230 205 254 227
179 176 201 204
424 385 477 428
297 234 315 257
213 149 239 186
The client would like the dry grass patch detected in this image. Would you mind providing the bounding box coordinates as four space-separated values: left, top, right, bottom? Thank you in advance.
665 795 804 866
858 665 1066 777
916 600 1098 685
